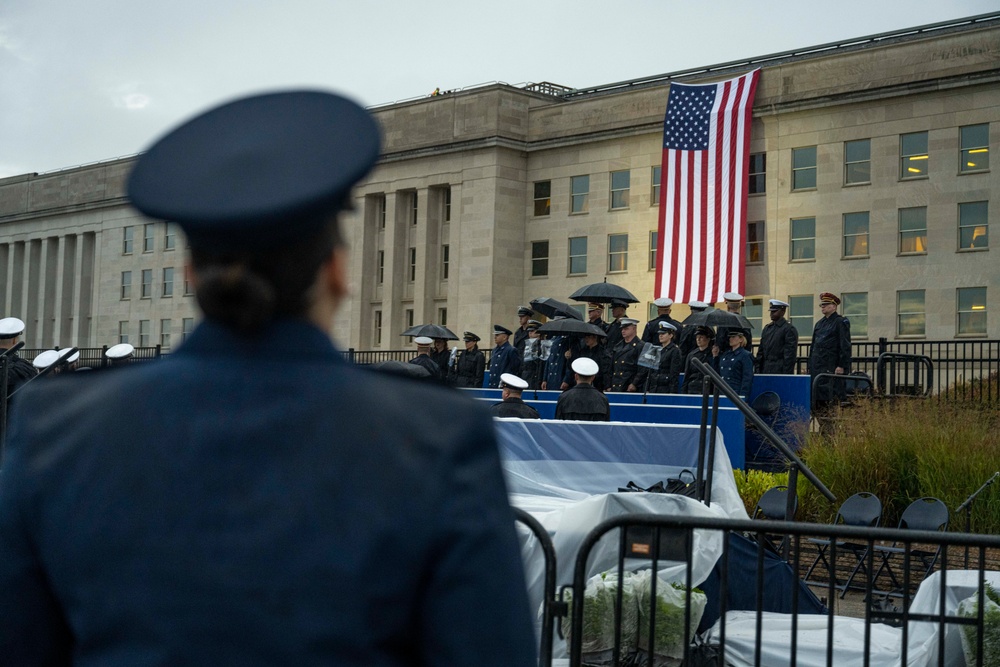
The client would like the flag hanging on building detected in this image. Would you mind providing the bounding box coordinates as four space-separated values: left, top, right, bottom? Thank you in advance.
654 69 760 305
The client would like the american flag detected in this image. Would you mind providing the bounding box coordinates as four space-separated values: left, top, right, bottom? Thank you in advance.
655 69 760 304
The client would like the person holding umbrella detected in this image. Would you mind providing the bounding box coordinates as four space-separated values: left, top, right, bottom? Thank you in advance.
409 336 442 380
634 321 683 394
678 301 709 356
449 331 486 388
715 292 752 355
682 326 716 394
488 324 521 388
429 337 451 378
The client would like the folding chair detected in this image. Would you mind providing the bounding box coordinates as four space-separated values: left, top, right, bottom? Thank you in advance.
751 485 798 555
872 497 948 598
803 492 882 598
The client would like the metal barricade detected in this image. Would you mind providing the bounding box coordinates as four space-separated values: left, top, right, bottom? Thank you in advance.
514 507 562 667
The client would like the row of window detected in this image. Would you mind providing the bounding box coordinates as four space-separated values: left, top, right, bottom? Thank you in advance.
371 306 448 347
369 187 452 229
117 317 195 349
122 223 179 255
529 234 636 278
375 245 450 285
120 267 191 300
533 170 651 216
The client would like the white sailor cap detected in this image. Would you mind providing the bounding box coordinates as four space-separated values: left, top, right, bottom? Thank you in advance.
620 318 639 327
688 300 709 310
499 373 528 390
653 297 673 308
657 321 677 332
0 317 25 339
769 299 790 310
723 292 744 302
413 336 433 345
571 357 599 377
32 349 60 370
105 343 135 360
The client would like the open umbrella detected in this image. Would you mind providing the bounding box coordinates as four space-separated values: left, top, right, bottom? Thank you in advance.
401 324 459 340
568 279 639 304
537 319 607 338
529 297 583 321
682 309 754 330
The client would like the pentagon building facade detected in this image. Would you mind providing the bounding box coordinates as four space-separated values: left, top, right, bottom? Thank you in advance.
0 15 997 351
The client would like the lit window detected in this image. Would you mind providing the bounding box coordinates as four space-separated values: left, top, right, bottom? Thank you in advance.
160 319 171 350
957 287 987 336
960 124 989 173
788 295 814 338
531 241 549 277
899 207 927 254
139 319 151 347
897 290 925 336
122 227 134 255
143 223 155 252
844 139 871 185
843 212 870 258
373 310 382 346
791 147 816 190
790 217 815 261
608 233 628 272
408 247 416 282
141 269 152 298
747 221 764 264
441 244 449 280
182 318 194 343
610 170 630 210
649 231 658 271
533 181 551 217
164 223 177 251
120 271 132 300
958 201 988 250
118 321 129 344
900 131 929 179
162 267 174 297
842 293 868 338
570 175 589 214
651 166 661 205
568 236 587 275
749 153 766 194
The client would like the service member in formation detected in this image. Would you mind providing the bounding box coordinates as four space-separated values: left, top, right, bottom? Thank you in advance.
610 318 643 392
678 301 709 357
0 318 37 398
0 90 534 665
642 297 683 344
716 330 754 397
520 321 544 389
586 302 606 333
104 342 135 366
633 321 683 394
409 336 441 379
448 331 486 388
604 299 630 349
512 305 534 357
809 291 852 413
555 357 611 421
755 299 798 374
429 337 451 378
490 373 540 419
572 331 611 392
541 328 571 391
488 324 521 388
682 326 716 394
715 292 752 354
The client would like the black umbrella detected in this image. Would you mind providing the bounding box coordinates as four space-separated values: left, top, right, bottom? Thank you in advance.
568 279 639 304
537 319 607 338
529 297 583 321
401 324 459 340
682 309 754 330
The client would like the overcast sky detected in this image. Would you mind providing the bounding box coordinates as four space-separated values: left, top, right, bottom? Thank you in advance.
1 1 996 178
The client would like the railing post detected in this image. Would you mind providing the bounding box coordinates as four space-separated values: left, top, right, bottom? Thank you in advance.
876 337 888 393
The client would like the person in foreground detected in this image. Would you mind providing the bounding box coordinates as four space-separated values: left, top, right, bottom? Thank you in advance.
555 357 610 421
0 90 535 666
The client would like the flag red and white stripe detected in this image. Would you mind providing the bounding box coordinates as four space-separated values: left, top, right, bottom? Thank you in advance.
654 69 760 304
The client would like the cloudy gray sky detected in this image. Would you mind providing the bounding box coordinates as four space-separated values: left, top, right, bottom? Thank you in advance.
1 1 996 178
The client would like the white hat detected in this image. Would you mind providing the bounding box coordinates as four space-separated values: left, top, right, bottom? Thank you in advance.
0 317 25 339
64 350 80 363
413 336 433 345
723 292 744 302
571 357 600 376
657 321 677 332
769 299 790 309
620 318 639 327
105 343 135 360
32 349 60 370
499 373 528 390
653 297 673 308
688 300 709 310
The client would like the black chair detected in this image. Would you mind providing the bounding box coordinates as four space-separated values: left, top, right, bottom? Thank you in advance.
871 497 949 597
752 485 799 555
803 492 882 598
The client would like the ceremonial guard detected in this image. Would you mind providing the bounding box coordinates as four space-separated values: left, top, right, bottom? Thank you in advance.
809 292 852 408
717 330 754 396
715 292 753 354
572 331 611 391
634 321 682 394
682 326 716 394
555 358 611 421
678 301 709 356
429 337 451 378
512 306 533 357
0 318 37 398
604 300 630 349
755 299 798 374
490 373 540 419
642 297 683 344
488 324 521 388
610 318 642 392
586 303 606 333
409 336 442 379
542 332 571 390
448 331 485 388
520 321 544 389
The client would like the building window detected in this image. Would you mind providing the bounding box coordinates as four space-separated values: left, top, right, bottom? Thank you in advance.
410 192 418 225
744 298 764 336
609 170 630 210
443 186 452 222
790 217 815 261
844 139 871 185
900 131 929 179
791 146 817 190
608 233 628 272
960 124 989 173
184 271 193 296
122 227 134 255
746 221 764 264
141 269 152 298
649 231 658 271
441 244 450 280
570 175 589 214
897 289 926 336
182 317 194 343
958 201 988 250
531 241 549 277
533 181 551 217
118 321 129 344
749 153 766 194
789 295 814 338
377 250 384 285
164 223 177 251
143 223 155 252
373 310 382 346
438 307 448 326
160 319 171 350
843 211 870 258
139 319 151 347
120 271 132 300
842 293 868 338
899 207 927 254
405 308 414 329
957 287 987 336
162 267 174 297
376 193 386 229
568 236 588 275
408 247 416 282
651 166 661 205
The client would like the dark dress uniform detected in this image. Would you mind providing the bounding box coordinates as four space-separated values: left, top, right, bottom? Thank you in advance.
642 315 683 345
716 323 754 354
490 397 540 419
513 326 530 357
634 343 683 394
605 319 624 350
810 313 852 402
755 318 799 374
2 353 37 399
429 346 451 378
719 346 754 396
682 346 715 394
488 341 521 388
678 324 699 358
409 352 442 379
449 347 485 388
573 343 612 392
555 383 611 421
542 336 570 389
609 338 642 392
520 339 543 390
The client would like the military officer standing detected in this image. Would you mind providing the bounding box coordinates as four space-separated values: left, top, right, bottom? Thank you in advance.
604 299 630 349
488 324 521 388
755 299 798 374
716 330 754 397
449 331 486 388
682 326 716 394
520 321 544 389
810 291 852 410
678 301 709 356
429 337 451 378
555 358 611 421
642 297 683 345
0 318 37 399
490 374 540 419
634 321 683 394
586 303 606 333
611 318 643 392
715 292 752 354
512 306 533 357
408 336 441 379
